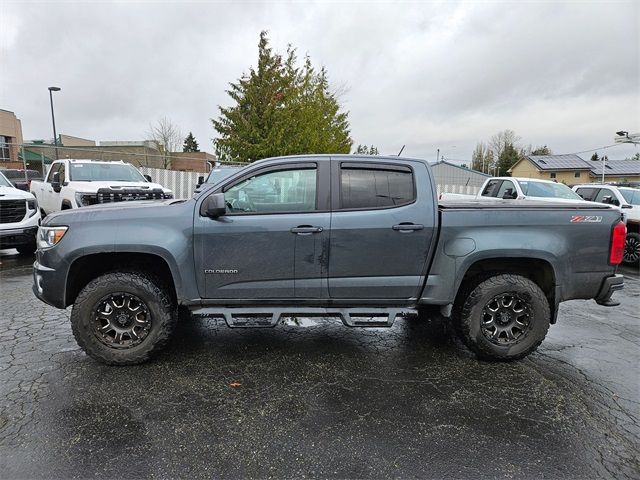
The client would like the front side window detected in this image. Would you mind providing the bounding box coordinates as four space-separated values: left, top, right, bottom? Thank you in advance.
594 188 619 206
46 163 61 183
224 167 317 214
496 180 516 199
340 165 414 209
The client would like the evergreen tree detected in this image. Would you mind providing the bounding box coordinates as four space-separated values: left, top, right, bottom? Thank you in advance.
212 32 352 162
496 143 520 176
530 145 551 155
591 152 600 162
183 132 200 152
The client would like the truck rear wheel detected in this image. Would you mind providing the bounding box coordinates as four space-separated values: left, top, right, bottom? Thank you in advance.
452 274 550 361
70 272 177 365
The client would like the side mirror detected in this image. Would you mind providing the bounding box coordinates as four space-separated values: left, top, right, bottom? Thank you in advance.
203 193 226 218
197 175 205 187
621 204 632 209
143 174 152 182
51 172 61 193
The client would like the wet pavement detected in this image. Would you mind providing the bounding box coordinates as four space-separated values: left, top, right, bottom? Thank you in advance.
0 249 638 479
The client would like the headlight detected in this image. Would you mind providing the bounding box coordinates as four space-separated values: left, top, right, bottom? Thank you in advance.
27 198 38 217
37 226 68 249
75 192 98 206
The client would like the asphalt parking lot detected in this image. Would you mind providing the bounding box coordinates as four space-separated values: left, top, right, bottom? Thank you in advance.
0 250 638 479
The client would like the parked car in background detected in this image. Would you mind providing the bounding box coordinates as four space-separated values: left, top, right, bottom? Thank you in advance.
0 170 40 254
1 169 44 191
439 177 587 203
573 184 640 265
194 165 244 194
30 159 173 216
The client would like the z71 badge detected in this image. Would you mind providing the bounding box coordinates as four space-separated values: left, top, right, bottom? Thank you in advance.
571 215 602 223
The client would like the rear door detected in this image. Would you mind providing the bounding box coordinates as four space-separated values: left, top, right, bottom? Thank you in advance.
327 159 436 299
194 159 331 299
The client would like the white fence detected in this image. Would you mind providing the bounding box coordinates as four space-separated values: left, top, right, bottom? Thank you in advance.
139 165 480 200
139 166 205 199
436 184 481 196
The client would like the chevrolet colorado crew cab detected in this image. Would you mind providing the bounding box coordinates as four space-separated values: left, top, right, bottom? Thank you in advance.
30 159 173 216
0 170 40 254
32 155 627 365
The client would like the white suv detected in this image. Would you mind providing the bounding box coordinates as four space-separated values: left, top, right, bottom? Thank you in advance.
573 184 640 265
0 170 40 254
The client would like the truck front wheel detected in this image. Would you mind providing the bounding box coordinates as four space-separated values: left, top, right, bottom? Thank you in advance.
70 272 177 365
452 274 550 361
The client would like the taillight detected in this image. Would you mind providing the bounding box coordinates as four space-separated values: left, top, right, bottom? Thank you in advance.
609 221 627 265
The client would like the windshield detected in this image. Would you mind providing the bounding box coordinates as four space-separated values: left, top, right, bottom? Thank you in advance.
69 163 146 182
206 167 242 185
518 180 583 200
620 188 640 205
0 171 12 187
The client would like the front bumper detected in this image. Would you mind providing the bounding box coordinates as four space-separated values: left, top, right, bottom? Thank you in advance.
32 259 67 309
0 225 38 248
595 274 624 306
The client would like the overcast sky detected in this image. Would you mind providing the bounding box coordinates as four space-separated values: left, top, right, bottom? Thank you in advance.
1 0 638 163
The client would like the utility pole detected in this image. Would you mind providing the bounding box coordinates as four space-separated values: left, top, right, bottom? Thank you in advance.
601 155 608 184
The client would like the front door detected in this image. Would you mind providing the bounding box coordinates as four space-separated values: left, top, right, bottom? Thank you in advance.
194 160 330 299
328 160 436 299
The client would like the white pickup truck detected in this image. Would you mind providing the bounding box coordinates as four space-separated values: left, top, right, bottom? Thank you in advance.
31 159 173 215
440 176 586 203
573 184 640 265
0 170 40 254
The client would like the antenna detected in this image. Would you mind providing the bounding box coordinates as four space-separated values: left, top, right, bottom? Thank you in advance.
397 145 405 156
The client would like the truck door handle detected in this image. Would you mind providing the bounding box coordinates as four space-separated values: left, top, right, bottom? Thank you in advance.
291 225 323 235
392 223 424 232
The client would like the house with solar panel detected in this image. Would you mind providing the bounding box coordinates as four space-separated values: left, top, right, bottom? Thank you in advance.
508 154 640 185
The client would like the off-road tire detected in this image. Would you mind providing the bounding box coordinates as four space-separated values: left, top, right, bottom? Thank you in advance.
16 242 37 255
71 271 177 365
452 274 550 361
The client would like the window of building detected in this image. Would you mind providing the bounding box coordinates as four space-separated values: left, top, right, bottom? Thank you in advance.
340 164 414 209
224 166 317 214
550 172 556 179
0 136 10 161
574 171 581 178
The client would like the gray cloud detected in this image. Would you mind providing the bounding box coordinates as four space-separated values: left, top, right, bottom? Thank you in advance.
1 0 638 162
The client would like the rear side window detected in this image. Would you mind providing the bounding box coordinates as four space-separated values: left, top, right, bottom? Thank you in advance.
340 164 414 209
575 188 596 201
481 180 500 197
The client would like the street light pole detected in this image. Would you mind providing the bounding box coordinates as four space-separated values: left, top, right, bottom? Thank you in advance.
48 86 61 160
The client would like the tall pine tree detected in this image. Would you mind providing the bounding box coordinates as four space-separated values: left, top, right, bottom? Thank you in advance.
212 32 352 162
183 132 200 152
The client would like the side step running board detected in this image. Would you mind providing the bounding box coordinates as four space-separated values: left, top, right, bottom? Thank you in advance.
190 307 417 328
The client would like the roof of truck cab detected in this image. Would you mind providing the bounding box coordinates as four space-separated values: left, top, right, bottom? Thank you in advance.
248 154 430 165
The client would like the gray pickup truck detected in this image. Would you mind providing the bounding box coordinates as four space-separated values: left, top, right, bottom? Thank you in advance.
32 155 626 365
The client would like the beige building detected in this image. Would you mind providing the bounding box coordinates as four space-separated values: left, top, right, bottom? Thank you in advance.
509 154 640 185
0 109 24 168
